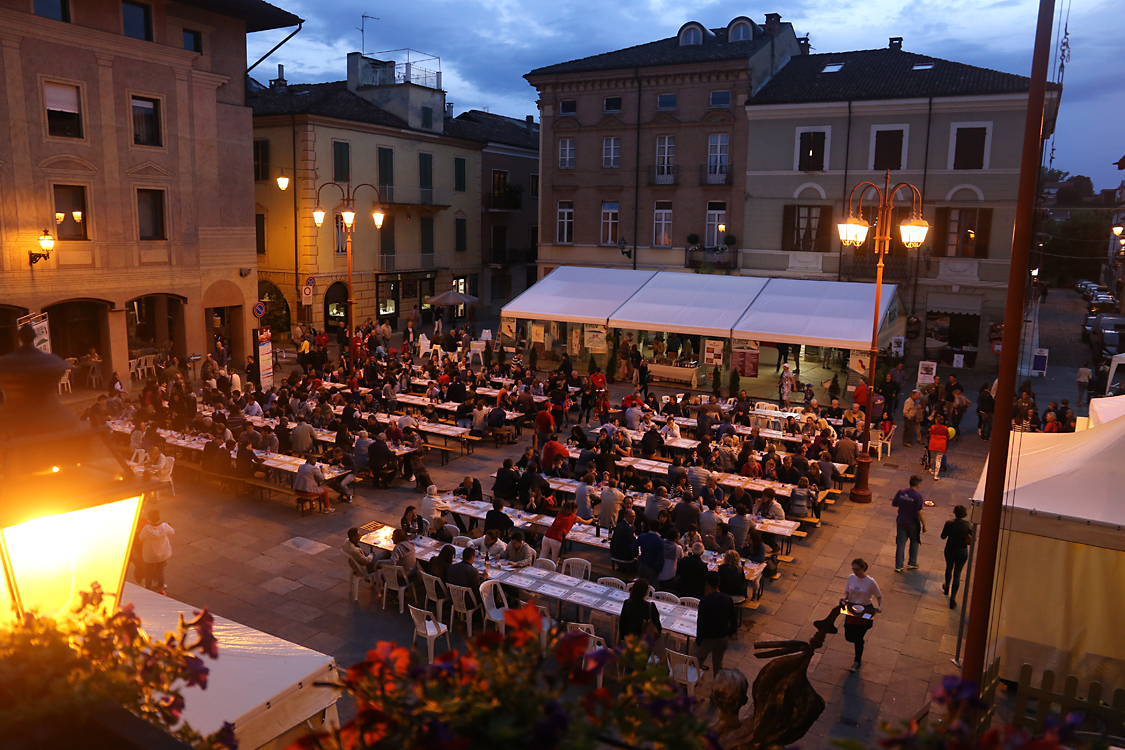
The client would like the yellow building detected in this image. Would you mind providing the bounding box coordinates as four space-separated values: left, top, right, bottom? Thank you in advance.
0 0 300 376
250 52 484 335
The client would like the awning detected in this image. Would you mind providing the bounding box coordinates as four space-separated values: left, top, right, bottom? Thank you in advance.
608 272 767 338
731 278 899 350
926 292 983 316
501 266 655 325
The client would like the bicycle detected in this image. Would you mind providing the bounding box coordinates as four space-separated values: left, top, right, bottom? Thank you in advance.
919 449 933 472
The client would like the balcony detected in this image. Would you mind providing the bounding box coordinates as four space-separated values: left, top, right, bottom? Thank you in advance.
685 247 739 271
490 247 537 265
377 252 448 272
487 187 523 211
376 184 452 207
647 165 678 186
699 164 731 186
840 254 912 281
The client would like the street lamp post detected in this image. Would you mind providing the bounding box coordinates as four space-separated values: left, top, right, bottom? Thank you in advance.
837 170 929 504
311 183 384 360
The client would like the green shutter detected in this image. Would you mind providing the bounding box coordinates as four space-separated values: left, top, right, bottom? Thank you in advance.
333 141 350 183
454 157 466 192
815 205 833 253
781 205 796 252
975 208 992 259
455 217 467 252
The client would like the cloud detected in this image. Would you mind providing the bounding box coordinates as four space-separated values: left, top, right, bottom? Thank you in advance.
248 0 1123 187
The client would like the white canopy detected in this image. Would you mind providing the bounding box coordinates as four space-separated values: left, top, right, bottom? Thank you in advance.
1088 394 1125 427
501 266 655 325
125 583 339 750
608 272 768 338
732 277 900 349
502 267 900 348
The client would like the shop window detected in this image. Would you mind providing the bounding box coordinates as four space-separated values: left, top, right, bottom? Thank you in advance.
925 312 980 367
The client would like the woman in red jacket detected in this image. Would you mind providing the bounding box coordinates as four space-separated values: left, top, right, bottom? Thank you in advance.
928 414 951 480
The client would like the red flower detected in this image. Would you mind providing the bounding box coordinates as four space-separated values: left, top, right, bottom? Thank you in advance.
554 631 589 670
583 687 613 723
474 631 504 650
503 604 542 648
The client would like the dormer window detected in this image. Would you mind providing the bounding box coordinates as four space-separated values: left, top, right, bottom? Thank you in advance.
912 63 934 70
822 63 845 73
730 22 751 41
680 26 702 45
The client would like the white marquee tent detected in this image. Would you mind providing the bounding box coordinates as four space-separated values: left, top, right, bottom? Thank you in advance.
970 421 1125 691
126 583 340 750
502 266 902 346
1087 393 1125 427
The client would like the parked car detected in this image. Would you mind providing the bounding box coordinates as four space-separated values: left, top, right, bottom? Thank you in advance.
1083 313 1099 342
1093 329 1125 363
1089 300 1119 314
1075 279 1092 292
1085 284 1110 302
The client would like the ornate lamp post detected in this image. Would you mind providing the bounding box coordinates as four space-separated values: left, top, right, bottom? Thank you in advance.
837 170 929 504
311 183 384 346
0 325 161 621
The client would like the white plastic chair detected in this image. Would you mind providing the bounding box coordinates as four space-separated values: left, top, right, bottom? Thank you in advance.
598 577 626 590
347 557 374 602
128 358 140 382
533 558 556 572
479 580 510 634
653 591 679 604
420 571 449 623
566 625 609 688
453 536 472 547
755 402 779 412
58 369 72 393
155 456 176 496
409 605 450 664
87 362 103 389
447 582 482 636
566 622 596 636
380 565 413 613
875 424 896 459
666 650 701 696
131 449 148 464
535 604 555 649
626 582 655 598
560 558 591 580
678 596 700 610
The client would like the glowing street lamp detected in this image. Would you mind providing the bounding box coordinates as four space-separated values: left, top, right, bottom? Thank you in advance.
276 174 290 191
837 216 871 246
0 325 157 621
1113 224 1123 237
312 206 326 227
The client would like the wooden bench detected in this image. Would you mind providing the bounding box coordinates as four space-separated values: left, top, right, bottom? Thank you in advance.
787 515 821 529
422 442 456 466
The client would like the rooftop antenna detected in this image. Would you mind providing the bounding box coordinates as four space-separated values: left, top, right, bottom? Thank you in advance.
357 14 379 55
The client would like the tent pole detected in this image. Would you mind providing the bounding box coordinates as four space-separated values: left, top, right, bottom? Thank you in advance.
960 0 1055 689
951 530 976 668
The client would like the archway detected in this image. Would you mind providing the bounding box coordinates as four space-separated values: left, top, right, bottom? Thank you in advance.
42 300 110 361
323 282 349 333
257 280 292 337
0 305 30 356
126 294 187 361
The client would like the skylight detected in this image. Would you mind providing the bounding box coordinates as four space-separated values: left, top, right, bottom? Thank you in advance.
822 63 844 73
913 63 934 70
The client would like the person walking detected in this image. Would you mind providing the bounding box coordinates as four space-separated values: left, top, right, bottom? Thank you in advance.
1076 362 1092 406
976 384 994 440
941 505 973 609
696 571 738 673
928 414 951 480
842 558 882 672
891 475 926 572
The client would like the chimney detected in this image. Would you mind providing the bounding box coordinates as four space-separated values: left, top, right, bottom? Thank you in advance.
525 115 534 134
889 36 903 50
797 36 810 55
270 63 287 90
764 13 781 37
445 102 454 117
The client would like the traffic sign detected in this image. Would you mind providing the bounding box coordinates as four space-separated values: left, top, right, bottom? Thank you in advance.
306 276 316 287
302 285 314 306
188 354 202 362
991 341 1002 354
253 301 267 318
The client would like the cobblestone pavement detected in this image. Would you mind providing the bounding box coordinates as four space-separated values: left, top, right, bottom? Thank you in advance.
76 291 1096 746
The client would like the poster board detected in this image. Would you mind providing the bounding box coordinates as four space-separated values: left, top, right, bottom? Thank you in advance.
500 318 516 341
16 312 51 353
848 350 871 379
531 324 544 344
569 327 581 357
703 339 725 367
584 324 607 353
891 336 905 357
917 360 937 385
256 326 274 389
731 348 759 378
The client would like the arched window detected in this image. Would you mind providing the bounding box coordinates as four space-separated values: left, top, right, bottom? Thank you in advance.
680 26 702 45
730 22 751 41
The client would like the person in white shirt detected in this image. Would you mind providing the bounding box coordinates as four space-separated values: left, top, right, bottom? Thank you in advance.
419 485 445 528
243 399 263 417
398 414 418 431
625 405 643 431
343 527 383 573
842 557 883 673
1076 362 1093 405
660 418 681 440
469 528 507 559
139 509 175 593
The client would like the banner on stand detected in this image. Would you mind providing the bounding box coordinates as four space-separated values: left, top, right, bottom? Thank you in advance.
703 339 725 367
731 348 759 378
256 326 274 389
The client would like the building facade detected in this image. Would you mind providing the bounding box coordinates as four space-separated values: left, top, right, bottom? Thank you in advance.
450 109 539 316
525 14 802 280
0 0 299 374
250 52 487 336
740 40 1060 369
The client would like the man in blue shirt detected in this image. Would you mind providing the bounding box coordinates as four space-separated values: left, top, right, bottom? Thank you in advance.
631 527 665 583
892 475 927 572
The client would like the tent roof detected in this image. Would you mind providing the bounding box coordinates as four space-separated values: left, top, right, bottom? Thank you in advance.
608 272 768 337
970 421 1125 533
501 266 655 325
732 278 898 349
1089 394 1125 427
502 267 899 347
124 583 339 748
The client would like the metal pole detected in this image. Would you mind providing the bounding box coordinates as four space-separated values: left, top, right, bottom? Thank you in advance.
961 0 1055 688
850 172 890 504
952 529 977 668
346 217 354 367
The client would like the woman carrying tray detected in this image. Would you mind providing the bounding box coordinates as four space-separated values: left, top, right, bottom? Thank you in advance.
842 557 882 673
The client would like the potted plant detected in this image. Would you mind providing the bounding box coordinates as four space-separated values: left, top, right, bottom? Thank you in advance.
588 355 598 375
529 345 538 373
729 367 740 395
686 233 701 248
483 341 493 367
723 233 738 248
